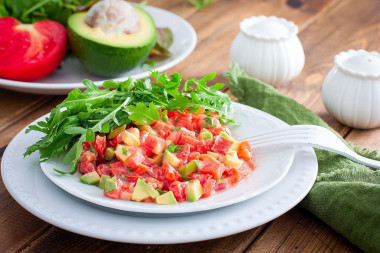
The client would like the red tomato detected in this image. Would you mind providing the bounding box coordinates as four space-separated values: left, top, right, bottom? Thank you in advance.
214 180 228 192
177 144 191 166
162 162 182 182
143 135 165 154
104 187 121 199
198 154 225 180
96 164 111 176
151 120 174 133
125 148 144 170
211 136 234 155
166 131 182 144
79 160 95 174
223 168 240 185
110 161 131 177
81 151 96 162
0 17 66 81
169 181 188 202
82 142 93 151
94 135 106 160
188 151 200 161
176 114 193 131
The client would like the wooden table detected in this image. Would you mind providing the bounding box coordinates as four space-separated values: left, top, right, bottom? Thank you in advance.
1 0 379 252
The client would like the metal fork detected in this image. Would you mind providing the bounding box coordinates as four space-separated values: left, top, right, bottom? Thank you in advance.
241 125 380 170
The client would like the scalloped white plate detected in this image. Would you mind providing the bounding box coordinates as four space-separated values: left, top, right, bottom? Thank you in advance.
0 6 197 95
1 105 318 244
40 102 295 214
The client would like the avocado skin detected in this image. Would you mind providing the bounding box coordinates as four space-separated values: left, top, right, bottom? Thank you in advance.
68 28 156 77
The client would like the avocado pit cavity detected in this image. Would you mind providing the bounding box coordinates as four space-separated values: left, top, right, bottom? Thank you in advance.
85 0 139 35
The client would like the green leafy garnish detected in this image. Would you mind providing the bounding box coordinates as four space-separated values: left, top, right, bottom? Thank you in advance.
170 127 181 132
166 144 184 153
24 71 234 174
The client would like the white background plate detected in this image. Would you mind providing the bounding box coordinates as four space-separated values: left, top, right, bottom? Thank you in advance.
40 102 295 214
1 105 318 244
0 6 197 95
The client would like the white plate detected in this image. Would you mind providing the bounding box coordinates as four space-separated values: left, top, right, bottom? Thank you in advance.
1 107 318 244
0 6 197 95
40 102 295 214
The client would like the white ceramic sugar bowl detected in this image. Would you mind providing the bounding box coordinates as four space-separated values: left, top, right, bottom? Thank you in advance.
322 50 380 129
230 16 305 87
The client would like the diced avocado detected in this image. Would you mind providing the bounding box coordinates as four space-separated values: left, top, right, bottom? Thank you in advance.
207 151 220 160
179 160 199 177
163 149 180 168
229 141 242 152
156 191 178 205
122 131 140 146
132 179 159 202
224 151 243 167
137 125 157 136
107 124 126 139
104 147 116 160
67 6 156 76
152 153 163 165
128 127 140 138
115 144 131 163
220 132 235 141
200 131 213 140
185 180 203 202
104 176 118 193
152 141 165 155
80 171 100 185
98 175 111 189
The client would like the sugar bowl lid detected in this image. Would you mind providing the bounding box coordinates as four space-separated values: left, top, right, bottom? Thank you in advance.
335 49 380 79
240 16 298 41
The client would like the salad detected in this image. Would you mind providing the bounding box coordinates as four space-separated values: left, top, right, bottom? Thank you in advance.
25 71 255 205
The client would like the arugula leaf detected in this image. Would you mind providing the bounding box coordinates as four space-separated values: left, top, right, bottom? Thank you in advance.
128 102 160 125
24 71 235 175
166 144 184 153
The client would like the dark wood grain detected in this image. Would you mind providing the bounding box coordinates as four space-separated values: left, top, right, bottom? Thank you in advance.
0 0 378 252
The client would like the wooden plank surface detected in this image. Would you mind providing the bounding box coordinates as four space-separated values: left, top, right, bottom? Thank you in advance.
1 0 379 252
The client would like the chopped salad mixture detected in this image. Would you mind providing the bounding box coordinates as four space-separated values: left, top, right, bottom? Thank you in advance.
24 71 254 205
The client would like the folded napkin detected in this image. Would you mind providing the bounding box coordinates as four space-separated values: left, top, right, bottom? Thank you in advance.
224 64 380 253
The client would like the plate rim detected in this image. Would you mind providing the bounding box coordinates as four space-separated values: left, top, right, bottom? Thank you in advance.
39 102 295 214
0 5 197 93
1 106 318 244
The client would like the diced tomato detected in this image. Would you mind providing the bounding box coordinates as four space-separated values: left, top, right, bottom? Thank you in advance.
133 164 149 175
162 162 182 182
196 139 214 154
125 148 144 170
94 135 106 160
238 141 255 169
96 164 111 176
144 177 164 190
169 181 188 202
110 161 131 177
214 180 228 192
208 127 225 136
143 135 165 154
139 130 150 143
166 131 182 144
176 114 193 131
198 154 225 180
188 151 200 161
212 136 234 155
79 160 95 174
236 163 252 179
223 168 240 185
125 175 140 183
82 142 93 151
179 135 199 150
177 144 191 166
190 173 211 185
152 120 174 133
81 151 96 162
104 188 121 199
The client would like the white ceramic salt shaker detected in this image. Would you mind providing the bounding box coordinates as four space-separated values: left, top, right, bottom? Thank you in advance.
322 49 380 129
230 16 305 87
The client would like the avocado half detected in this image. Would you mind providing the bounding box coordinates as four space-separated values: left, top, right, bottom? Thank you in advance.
67 6 156 77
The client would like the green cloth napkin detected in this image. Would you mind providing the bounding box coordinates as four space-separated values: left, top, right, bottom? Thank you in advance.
224 64 380 253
